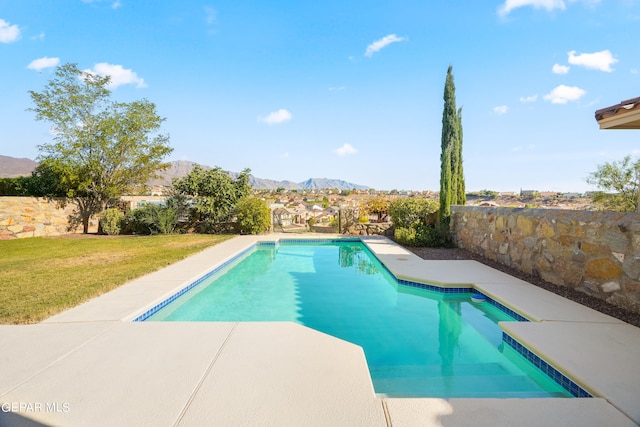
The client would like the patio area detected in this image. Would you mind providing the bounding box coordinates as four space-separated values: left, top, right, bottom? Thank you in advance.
1 235 639 426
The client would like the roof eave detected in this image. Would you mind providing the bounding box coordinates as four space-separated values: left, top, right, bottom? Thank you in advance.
596 106 640 130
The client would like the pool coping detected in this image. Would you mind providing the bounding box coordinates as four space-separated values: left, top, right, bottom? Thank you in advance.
2 234 639 426
128 236 589 398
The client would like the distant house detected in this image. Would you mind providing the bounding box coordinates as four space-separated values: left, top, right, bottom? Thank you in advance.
539 191 558 199
563 192 582 199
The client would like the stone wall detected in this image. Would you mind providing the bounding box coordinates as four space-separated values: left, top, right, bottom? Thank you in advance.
345 222 393 236
0 197 97 239
451 206 640 313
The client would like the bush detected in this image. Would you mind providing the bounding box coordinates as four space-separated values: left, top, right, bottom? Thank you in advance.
100 208 125 235
0 178 24 196
389 198 447 246
235 196 271 235
394 227 416 245
388 198 438 229
123 204 177 235
395 225 450 247
357 215 369 224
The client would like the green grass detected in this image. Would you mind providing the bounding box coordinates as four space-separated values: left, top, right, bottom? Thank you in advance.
0 234 234 324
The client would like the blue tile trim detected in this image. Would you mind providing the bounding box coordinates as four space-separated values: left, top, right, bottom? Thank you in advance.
132 245 255 322
397 278 472 294
474 291 531 322
276 238 361 245
503 333 592 398
135 237 530 324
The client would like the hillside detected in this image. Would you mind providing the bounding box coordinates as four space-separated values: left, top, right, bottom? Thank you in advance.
1 156 369 191
0 155 38 178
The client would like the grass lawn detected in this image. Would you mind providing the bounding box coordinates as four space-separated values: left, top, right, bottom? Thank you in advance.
0 234 234 324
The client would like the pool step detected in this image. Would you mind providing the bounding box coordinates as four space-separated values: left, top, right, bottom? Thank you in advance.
370 363 569 398
371 362 513 378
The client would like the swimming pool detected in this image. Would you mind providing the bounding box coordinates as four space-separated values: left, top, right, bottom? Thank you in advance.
143 239 580 398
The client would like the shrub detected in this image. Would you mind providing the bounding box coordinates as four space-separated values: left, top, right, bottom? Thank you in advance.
100 208 125 235
388 198 438 229
235 196 271 235
394 227 416 246
357 214 369 224
123 204 177 235
395 225 449 247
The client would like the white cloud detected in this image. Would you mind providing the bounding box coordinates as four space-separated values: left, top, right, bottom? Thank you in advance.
493 105 509 115
82 0 122 7
334 143 357 156
552 64 570 74
258 109 292 125
0 18 21 43
631 69 639 75
520 94 538 103
27 57 60 72
84 63 147 88
204 6 217 25
543 84 586 104
498 0 566 17
511 144 537 152
365 34 406 57
30 32 45 41
567 50 617 72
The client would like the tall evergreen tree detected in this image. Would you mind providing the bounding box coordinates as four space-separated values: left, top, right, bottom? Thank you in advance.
454 107 466 205
439 66 465 224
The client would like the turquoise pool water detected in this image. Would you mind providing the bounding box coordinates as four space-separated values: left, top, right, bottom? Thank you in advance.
147 240 572 398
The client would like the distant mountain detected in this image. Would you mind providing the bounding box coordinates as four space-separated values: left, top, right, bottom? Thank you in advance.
0 155 38 178
154 160 370 191
0 156 368 190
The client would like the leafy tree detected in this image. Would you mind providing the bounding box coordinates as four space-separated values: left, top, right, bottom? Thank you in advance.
13 160 69 198
364 196 390 222
439 66 465 225
173 165 251 231
28 63 172 233
235 196 271 234
0 177 26 196
587 155 640 212
364 196 389 215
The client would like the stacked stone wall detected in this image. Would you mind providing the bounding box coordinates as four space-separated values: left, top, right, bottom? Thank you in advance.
451 206 640 314
345 222 393 236
0 197 97 239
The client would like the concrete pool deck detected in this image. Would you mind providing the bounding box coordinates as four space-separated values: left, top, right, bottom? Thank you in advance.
1 234 639 426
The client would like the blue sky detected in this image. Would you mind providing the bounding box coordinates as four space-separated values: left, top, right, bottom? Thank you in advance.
1 0 639 192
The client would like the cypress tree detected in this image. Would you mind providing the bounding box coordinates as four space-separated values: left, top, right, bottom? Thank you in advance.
454 107 465 205
440 66 457 223
439 66 465 225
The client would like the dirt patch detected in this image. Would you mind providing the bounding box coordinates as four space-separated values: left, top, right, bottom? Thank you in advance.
406 246 640 328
